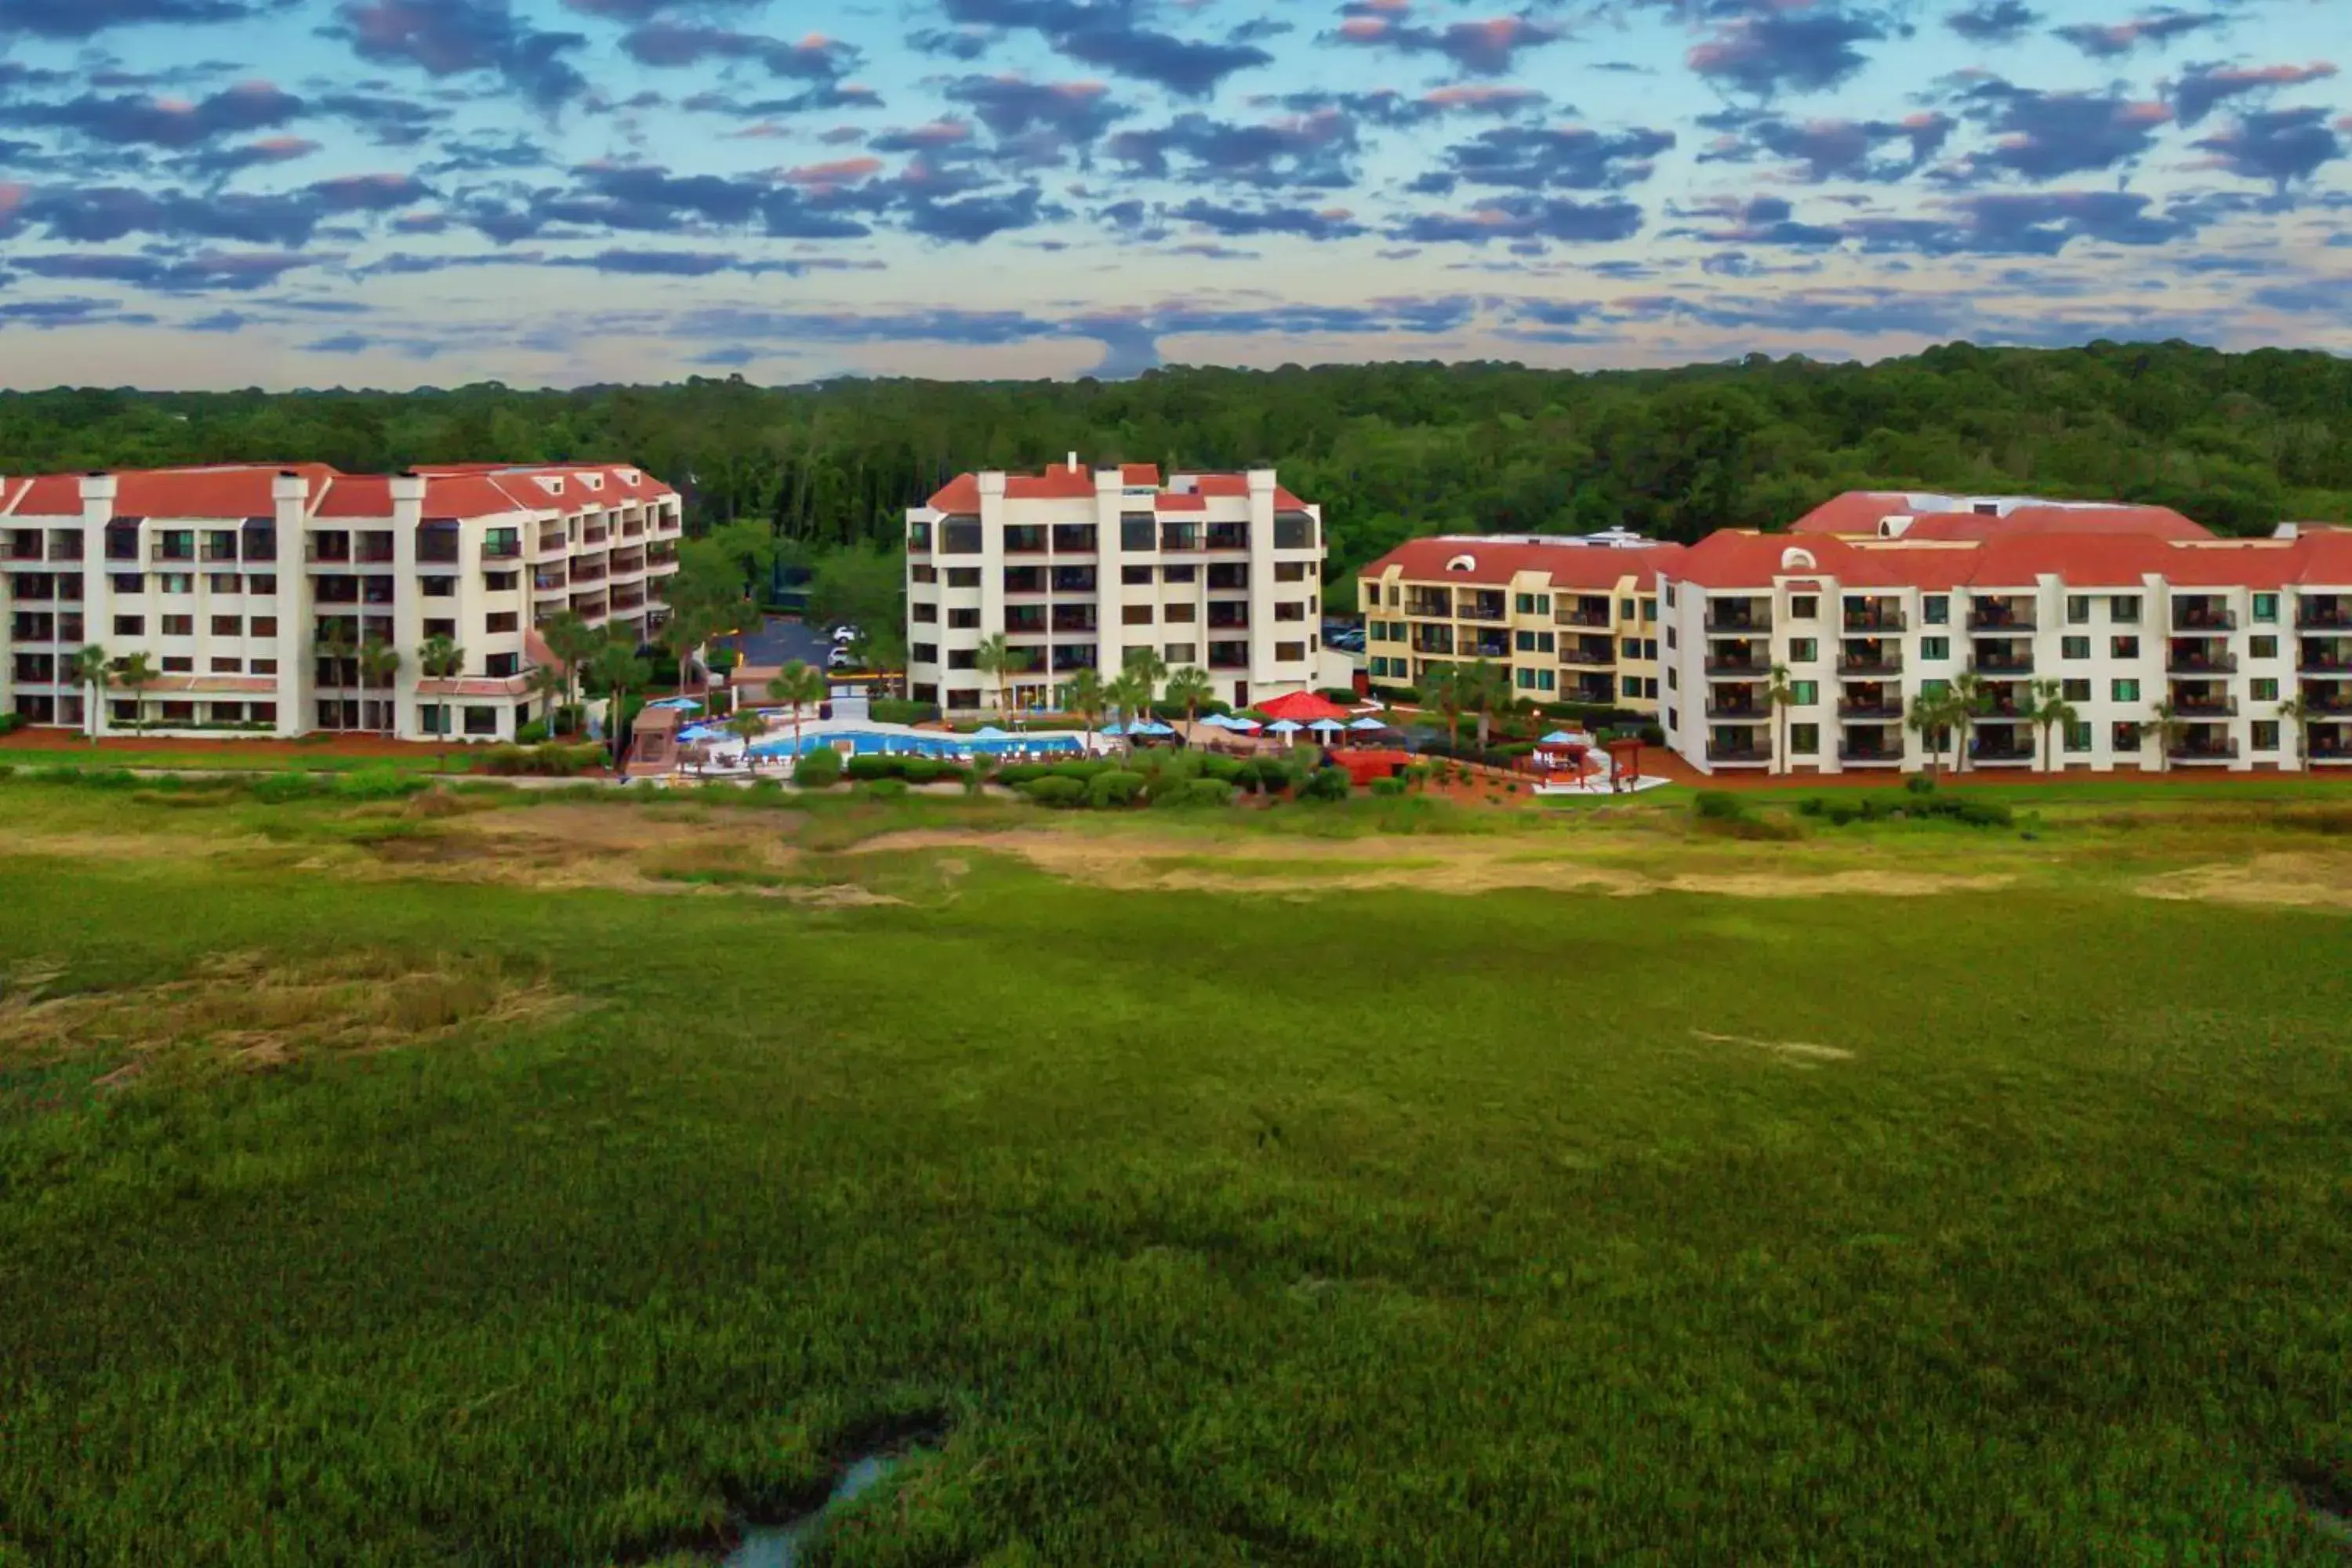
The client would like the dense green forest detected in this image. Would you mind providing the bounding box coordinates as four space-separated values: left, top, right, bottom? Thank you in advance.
5 341 2348 590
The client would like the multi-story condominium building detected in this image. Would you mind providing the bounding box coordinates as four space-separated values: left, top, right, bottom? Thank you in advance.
1658 499 2352 774
1354 532 1683 713
903 458 1326 713
1 462 681 741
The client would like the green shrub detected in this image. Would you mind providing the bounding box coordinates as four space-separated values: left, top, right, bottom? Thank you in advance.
1317 688 1361 705
869 699 942 726
793 746 843 789
475 742 601 778
329 768 429 801
514 720 550 745
0 713 24 736
1087 770 1146 808
1952 797 2014 827
1198 754 1244 783
1179 779 1235 807
993 762 1048 787
1022 775 1086 808
1905 773 1936 797
1369 776 1406 797
1693 791 1749 822
1046 758 1116 782
1383 684 1421 703
1301 765 1352 802
862 778 910 800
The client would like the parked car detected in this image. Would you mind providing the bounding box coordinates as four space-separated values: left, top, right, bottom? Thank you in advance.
829 624 858 642
826 647 855 669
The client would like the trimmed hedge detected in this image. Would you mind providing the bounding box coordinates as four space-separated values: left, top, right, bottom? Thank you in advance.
0 713 26 736
1796 790 2014 828
474 742 604 777
1087 769 1147 808
1022 776 1086 808
792 747 842 788
844 753 969 785
869 698 941 726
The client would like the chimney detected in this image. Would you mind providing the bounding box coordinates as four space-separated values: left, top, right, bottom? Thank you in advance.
1067 451 1078 473
2274 521 2299 540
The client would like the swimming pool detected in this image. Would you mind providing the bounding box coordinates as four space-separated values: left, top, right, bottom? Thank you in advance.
746 729 1086 759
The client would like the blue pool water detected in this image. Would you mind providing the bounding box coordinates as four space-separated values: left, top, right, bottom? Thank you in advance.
747 730 1085 759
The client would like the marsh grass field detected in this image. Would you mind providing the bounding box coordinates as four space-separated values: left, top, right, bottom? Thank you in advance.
1 775 2349 1566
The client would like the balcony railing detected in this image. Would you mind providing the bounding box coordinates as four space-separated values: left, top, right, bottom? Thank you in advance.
1459 600 1507 623
1838 742 1902 763
1969 652 2033 675
1 541 42 563
1838 652 1904 676
1405 596 1453 619
1705 739 1771 764
1704 654 1771 677
2171 608 2237 632
1704 701 1763 720
2303 686 2352 714
2165 652 2238 675
1969 739 2036 763
1966 604 2036 630
2169 740 2241 762
533 572 568 593
1561 644 1614 668
1206 525 1249 551
1837 697 1904 719
1704 608 1771 634
1842 609 1905 633
2299 650 2352 674
2169 691 2238 717
151 545 196 563
1555 604 1612 629
2296 603 2351 630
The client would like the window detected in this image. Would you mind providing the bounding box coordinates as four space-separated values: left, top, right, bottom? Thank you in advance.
911 564 937 584
1666 706 1679 730
1641 597 1656 622
1515 593 1536 614
1274 641 1307 662
2111 635 2139 659
209 573 240 594
250 702 275 724
1788 722 1819 756
1791 680 1817 706
946 689 981 711
251 617 277 637
2061 636 2090 660
1790 594 1817 621
1642 639 1657 660
2252 720 2280 751
161 655 192 673
1919 635 1947 660
1272 512 1315 550
111 573 143 593
946 567 982 589
421 576 454 597
1121 564 1153 585
2252 677 2279 701
1788 637 1817 662
477 572 511 593
158 573 193 594
486 612 519 633
1275 561 1308 583
1664 627 1677 650
1923 595 1949 625
485 653 519 678
2112 678 2140 702
1621 637 1640 660
912 601 938 623
911 642 938 664
2065 595 2089 624
2064 721 2092 753
947 608 980 630
2110 594 2140 623
1163 564 1197 583
463 706 498 736
1165 602 1196 623
2111 721 2141 751
210 657 242 673
907 520 932 551
1516 667 1537 690
949 648 978 670
423 619 456 641
2253 593 2279 623
1163 642 1196 663
1515 630 1555 654
1665 667 1678 691
939 519 982 554
161 614 194 637
1120 516 1155 552
1664 584 1677 609
1122 604 1154 626
2062 678 2091 702
2250 635 2278 659
211 615 242 637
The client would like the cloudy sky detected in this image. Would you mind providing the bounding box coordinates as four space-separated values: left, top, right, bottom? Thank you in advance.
0 0 2344 388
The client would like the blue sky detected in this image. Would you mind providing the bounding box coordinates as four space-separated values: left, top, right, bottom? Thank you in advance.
0 0 2344 388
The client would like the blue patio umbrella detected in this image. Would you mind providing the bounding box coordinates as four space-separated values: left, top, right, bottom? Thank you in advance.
1102 722 1126 736
1308 718 1345 734
1131 720 1176 736
1267 718 1303 736
1540 730 1581 744
647 696 703 712
1348 717 1388 731
970 724 1011 739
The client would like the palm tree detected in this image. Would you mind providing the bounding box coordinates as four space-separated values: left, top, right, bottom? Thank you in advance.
1905 686 1960 779
1059 666 1108 753
1464 659 1511 751
2027 677 2078 774
2140 697 2187 772
417 635 464 748
655 605 718 707
356 639 401 734
1420 661 1469 746
586 639 649 768
1105 668 1152 753
725 706 769 756
312 623 356 726
1121 646 1169 715
1765 662 1795 774
72 643 111 746
764 659 828 759
112 651 158 731
1163 665 1214 731
974 631 1018 720
2276 689 2321 771
525 663 571 734
1949 669 1991 773
540 609 601 711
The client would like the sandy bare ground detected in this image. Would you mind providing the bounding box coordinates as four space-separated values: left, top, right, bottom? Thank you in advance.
2136 853 2352 911
849 827 2016 898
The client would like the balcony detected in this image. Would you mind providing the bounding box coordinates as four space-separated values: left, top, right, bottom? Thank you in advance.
1705 699 1763 720
482 536 522 561
1004 526 1047 556
2169 689 2238 717
2171 604 2237 632
2165 648 2237 676
1051 608 1098 634
1839 646 1903 677
1 535 40 564
1704 651 1771 677
42 537 84 563
2169 739 2241 764
610 589 645 613
2299 641 2352 674
1841 606 1905 634
1405 593 1454 619
1969 647 2033 676
1555 601 1612 629
532 570 569 594
1159 524 1201 554
582 528 608 548
1704 604 1770 635
151 544 196 564
306 542 352 564
572 562 607 584
1969 733 2036 765
1207 607 1250 631
1561 638 1615 669
1837 688 1904 719
1966 600 2035 631
2296 599 2350 630
2301 683 2352 715
1458 594 1507 624
1206 524 1249 551
1004 606 1047 634
1465 633 1509 659
200 542 238 564
1410 630 1454 656
1838 738 1903 765
418 539 461 565
1003 568 1047 596
1705 738 1771 765
536 530 569 555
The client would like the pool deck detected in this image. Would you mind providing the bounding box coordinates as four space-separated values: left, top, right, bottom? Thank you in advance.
670 713 1107 775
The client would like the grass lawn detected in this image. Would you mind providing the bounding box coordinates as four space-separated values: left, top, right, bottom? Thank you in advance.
0 744 459 775
0 782 2347 1566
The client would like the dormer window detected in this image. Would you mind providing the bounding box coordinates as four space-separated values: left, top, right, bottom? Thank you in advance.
537 477 564 497
1779 546 1817 572
1445 554 1476 573
579 473 602 492
619 470 640 486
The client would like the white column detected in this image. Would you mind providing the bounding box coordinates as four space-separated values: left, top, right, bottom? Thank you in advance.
390 474 426 739
1094 470 1126 678
80 476 119 737
273 472 309 736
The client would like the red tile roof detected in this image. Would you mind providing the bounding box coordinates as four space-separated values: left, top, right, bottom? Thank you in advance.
1789 492 1918 535
924 465 1309 510
2 475 83 517
1789 490 2210 542
2 463 673 522
1121 463 1160 487
926 474 981 512
1668 528 2352 591
1154 492 1207 512
1359 537 1684 590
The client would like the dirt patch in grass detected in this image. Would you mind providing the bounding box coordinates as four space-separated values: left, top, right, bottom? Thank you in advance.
849 827 2014 899
2136 853 2352 911
0 951 579 1080
1691 1028 1857 1064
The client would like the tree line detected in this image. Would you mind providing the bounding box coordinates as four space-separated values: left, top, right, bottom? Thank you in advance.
5 340 2348 600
